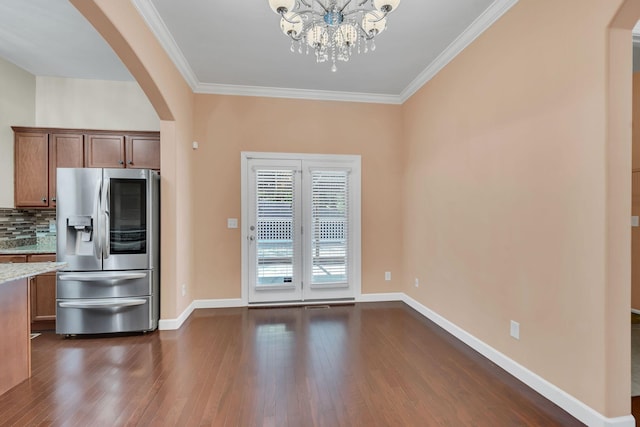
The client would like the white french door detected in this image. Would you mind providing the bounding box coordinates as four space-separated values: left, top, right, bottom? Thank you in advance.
243 153 360 304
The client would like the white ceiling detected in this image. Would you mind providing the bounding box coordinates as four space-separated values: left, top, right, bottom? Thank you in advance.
136 0 513 103
0 0 132 81
0 0 570 104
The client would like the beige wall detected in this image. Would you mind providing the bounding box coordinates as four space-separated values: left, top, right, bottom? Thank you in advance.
634 73 640 311
0 57 35 208
191 95 403 300
402 0 631 417
35 76 159 131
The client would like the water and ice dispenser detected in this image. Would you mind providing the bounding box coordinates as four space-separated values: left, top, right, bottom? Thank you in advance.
65 215 94 256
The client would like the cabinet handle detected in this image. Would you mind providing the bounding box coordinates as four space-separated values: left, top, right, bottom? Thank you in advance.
128 161 133 165
119 160 124 165
52 197 56 202
41 197 47 203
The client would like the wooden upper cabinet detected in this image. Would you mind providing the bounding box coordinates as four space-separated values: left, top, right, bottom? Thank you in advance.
86 134 126 168
86 133 159 170
125 135 160 170
49 133 84 208
14 128 86 208
14 131 50 207
13 127 159 208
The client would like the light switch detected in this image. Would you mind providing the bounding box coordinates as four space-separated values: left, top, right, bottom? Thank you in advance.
227 218 238 229
633 216 639 227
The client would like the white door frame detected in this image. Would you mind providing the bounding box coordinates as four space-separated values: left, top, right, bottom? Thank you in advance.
241 151 361 305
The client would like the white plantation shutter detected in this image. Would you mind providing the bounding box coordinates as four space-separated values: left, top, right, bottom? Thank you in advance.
310 170 349 285
255 169 296 286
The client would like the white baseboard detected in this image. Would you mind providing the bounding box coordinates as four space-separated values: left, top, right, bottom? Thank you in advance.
194 298 244 309
401 294 635 427
158 300 195 330
358 292 404 302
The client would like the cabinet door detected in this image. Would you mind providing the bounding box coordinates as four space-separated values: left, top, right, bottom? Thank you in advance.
30 273 57 324
86 134 125 168
27 254 56 330
14 132 50 207
49 133 84 207
125 135 160 169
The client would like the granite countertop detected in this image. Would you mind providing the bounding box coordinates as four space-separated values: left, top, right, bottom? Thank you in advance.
0 241 57 255
0 262 67 283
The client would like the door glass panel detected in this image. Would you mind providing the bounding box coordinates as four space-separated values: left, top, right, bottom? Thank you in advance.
311 171 348 285
110 179 147 254
256 170 295 287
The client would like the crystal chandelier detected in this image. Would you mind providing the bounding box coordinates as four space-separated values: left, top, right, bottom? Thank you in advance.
267 0 401 72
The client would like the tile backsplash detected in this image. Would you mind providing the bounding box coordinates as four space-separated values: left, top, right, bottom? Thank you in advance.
0 208 56 248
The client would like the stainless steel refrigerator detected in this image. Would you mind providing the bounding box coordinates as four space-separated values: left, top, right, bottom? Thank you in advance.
56 168 160 335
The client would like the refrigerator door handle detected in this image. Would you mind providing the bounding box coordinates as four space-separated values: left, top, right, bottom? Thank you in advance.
94 177 102 259
58 272 147 282
102 178 111 259
59 299 147 309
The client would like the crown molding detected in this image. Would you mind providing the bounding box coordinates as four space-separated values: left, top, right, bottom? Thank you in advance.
194 82 403 104
399 0 519 103
134 0 518 105
131 0 199 91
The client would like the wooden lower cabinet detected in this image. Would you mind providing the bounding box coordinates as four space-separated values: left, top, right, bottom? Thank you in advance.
0 277 30 396
27 254 57 331
0 255 27 263
0 254 57 331
29 274 56 329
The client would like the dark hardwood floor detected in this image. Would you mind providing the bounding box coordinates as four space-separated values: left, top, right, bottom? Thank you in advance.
0 302 582 426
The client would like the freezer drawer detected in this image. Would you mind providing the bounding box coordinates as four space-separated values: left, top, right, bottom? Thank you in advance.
56 296 157 334
57 270 154 299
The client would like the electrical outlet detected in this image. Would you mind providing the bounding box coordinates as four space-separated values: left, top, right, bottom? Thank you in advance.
385 271 391 281
181 284 187 297
414 278 419 288
510 320 520 340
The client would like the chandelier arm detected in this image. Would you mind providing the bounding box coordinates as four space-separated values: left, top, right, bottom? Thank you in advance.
299 20 325 34
279 10 309 23
356 24 377 40
280 8 324 21
339 0 353 12
312 0 330 13
299 0 314 7
357 0 371 6
343 9 388 19
288 31 304 42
